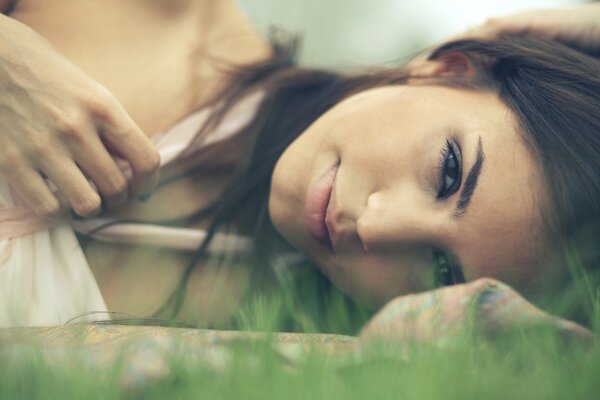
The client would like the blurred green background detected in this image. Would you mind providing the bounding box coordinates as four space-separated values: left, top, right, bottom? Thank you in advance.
239 0 590 67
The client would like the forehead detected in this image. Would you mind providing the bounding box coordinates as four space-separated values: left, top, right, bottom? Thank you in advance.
456 128 545 286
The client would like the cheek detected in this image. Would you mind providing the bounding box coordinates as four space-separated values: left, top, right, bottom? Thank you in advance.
332 110 413 165
323 253 431 306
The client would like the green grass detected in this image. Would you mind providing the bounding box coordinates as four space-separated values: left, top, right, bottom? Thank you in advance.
1 260 599 399
2 329 598 400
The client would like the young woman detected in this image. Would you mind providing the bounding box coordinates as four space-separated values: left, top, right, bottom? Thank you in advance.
0 1 599 329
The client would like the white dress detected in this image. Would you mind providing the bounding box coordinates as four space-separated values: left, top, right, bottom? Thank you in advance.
0 92 262 328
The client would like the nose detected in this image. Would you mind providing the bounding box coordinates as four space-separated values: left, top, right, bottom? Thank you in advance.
356 191 443 253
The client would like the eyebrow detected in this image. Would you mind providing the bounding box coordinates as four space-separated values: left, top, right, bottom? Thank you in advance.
453 137 485 218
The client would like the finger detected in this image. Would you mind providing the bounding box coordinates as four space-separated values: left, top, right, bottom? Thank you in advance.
40 156 102 218
0 166 63 219
443 25 497 45
92 96 160 198
71 133 130 210
462 12 535 40
477 11 555 38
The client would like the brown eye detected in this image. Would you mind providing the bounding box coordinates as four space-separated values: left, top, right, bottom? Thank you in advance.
437 140 462 199
433 251 465 287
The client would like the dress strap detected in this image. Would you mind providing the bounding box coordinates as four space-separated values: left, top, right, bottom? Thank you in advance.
71 218 253 254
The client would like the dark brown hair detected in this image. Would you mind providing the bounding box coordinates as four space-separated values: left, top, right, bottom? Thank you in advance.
154 34 600 323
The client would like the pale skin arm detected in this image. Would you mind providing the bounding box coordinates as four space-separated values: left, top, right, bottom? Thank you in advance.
0 6 160 218
408 5 600 85
466 3 600 55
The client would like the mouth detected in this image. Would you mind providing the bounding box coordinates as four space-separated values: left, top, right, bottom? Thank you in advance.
304 162 339 249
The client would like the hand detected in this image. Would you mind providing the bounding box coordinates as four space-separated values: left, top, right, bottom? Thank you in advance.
0 15 160 218
359 278 593 346
467 4 600 54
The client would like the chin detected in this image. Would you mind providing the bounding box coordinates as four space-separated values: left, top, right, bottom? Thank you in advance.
268 181 305 255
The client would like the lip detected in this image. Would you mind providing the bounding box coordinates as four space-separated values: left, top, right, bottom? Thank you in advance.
304 162 339 248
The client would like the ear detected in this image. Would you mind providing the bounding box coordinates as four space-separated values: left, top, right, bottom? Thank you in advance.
409 52 478 80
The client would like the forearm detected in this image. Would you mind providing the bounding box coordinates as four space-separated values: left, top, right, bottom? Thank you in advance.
0 10 159 218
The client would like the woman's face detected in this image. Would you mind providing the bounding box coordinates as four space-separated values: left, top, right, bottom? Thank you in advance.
269 84 550 307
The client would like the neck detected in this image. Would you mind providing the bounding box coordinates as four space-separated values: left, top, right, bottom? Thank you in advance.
195 0 273 67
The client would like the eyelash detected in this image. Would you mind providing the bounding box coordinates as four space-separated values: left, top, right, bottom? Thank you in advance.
433 139 464 287
436 139 462 199
433 251 465 287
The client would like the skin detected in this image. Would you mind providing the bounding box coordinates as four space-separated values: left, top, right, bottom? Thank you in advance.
467 3 600 54
269 84 548 307
2 0 270 219
5 0 271 323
